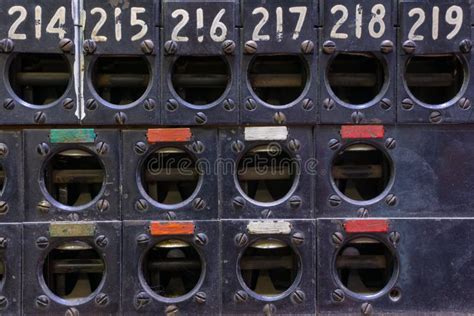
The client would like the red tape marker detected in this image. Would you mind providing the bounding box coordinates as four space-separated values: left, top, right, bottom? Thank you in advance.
147 128 192 143
344 219 389 233
340 125 385 139
150 221 195 236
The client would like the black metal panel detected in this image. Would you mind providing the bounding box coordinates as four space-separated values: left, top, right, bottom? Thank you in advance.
398 2 473 123
22 221 121 315
81 0 159 125
318 218 474 315
316 125 474 217
222 219 315 315
219 126 314 219
24 129 121 221
241 0 317 125
0 131 23 222
320 0 397 124
0 224 22 315
122 129 218 220
122 220 220 315
161 0 239 125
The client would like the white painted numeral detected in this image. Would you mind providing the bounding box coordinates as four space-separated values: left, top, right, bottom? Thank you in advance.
91 8 108 42
8 6 27 40
252 6 308 41
408 6 463 41
252 7 270 41
446 5 463 40
46 6 66 39
289 6 307 40
131 7 148 41
210 9 227 42
171 8 228 42
368 4 386 39
330 5 348 39
171 9 190 42
330 4 386 39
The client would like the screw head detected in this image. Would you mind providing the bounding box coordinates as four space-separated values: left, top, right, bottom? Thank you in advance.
83 39 97 54
134 142 148 155
401 98 414 111
234 233 248 247
331 289 345 302
134 198 148 212
0 202 8 215
323 40 336 54
380 40 394 54
263 303 277 316
323 98 335 110
302 98 314 111
194 291 207 304
232 196 245 209
244 40 258 54
261 209 273 218
59 38 74 53
361 302 374 315
95 235 109 248
34 111 46 124
134 292 151 310
245 98 257 111
385 138 396 149
380 98 392 110
194 233 208 246
0 39 14 53
328 139 341 150
301 40 314 54
402 40 416 54
95 293 109 306
234 290 248 302
273 112 286 124
114 112 127 125
389 231 401 245
0 296 8 310
429 111 442 123
3 98 14 110
329 195 342 207
95 141 109 155
35 295 50 309
222 40 236 54
37 200 51 213
140 39 155 54
164 40 178 55
37 142 50 156
195 112 208 125
0 237 7 248
165 304 179 316
96 199 109 212
331 232 344 246
385 193 397 206
65 307 80 316
291 232 305 246
0 143 8 157
190 141 205 154
136 233 150 244
289 196 302 209
36 236 49 249
192 197 206 210
291 290 306 304
459 97 471 110
231 141 245 153
166 99 179 112
351 111 364 124
165 211 177 220
460 39 472 53
62 98 74 110
144 98 156 111
223 98 236 111
357 207 369 217
85 99 98 111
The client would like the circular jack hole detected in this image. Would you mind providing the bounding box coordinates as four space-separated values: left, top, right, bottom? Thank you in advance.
327 53 385 105
43 149 105 207
0 164 6 195
239 239 300 297
142 239 203 298
405 54 465 106
335 237 397 296
237 144 296 203
248 55 307 106
171 56 229 105
141 147 199 205
8 53 71 106
389 288 401 302
331 143 391 202
91 56 150 105
42 241 105 300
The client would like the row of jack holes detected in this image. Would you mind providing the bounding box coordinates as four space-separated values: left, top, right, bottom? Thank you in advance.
0 233 399 304
5 52 465 109
0 141 391 208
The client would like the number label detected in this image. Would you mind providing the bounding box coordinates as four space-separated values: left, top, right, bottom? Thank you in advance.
7 5 67 40
86 6 148 42
329 4 386 40
170 8 228 43
251 6 307 42
407 6 463 41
